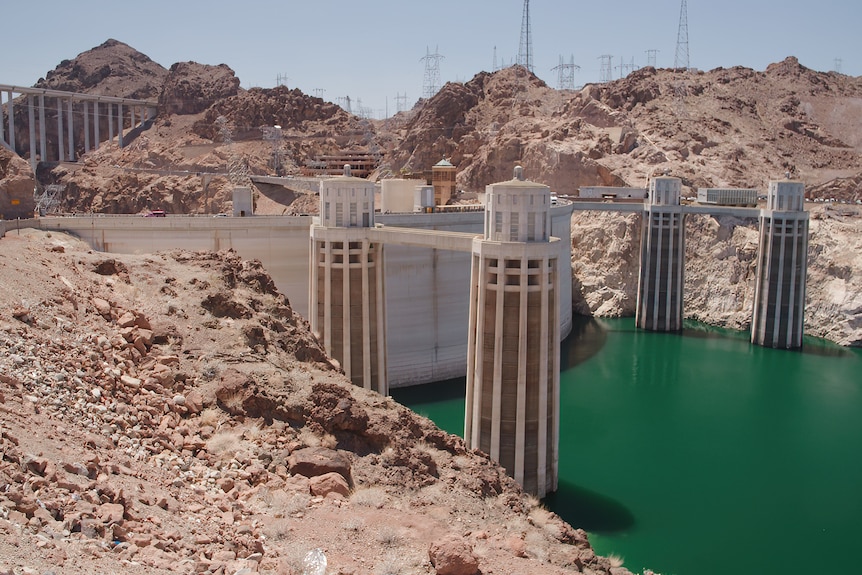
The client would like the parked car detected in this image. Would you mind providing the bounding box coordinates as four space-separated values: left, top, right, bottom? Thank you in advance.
145 210 166 217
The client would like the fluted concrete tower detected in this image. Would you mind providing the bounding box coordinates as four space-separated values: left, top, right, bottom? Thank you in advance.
465 166 560 498
636 176 686 332
309 165 387 394
751 179 809 349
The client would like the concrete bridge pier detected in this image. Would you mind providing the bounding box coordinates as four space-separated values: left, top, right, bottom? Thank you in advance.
3 85 159 168
309 166 388 395
751 179 809 349
465 166 560 498
636 176 686 332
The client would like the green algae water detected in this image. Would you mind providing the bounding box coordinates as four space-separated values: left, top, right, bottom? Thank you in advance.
392 317 862 575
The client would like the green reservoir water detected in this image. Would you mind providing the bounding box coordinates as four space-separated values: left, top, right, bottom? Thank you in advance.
392 317 862 575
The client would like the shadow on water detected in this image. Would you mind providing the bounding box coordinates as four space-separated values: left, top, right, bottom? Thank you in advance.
544 479 636 534
391 377 465 404
561 315 609 370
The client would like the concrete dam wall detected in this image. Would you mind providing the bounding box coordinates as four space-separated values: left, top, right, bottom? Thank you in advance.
35 207 574 387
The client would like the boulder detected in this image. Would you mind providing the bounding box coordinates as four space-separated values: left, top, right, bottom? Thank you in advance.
287 447 351 485
308 472 350 497
428 535 480 575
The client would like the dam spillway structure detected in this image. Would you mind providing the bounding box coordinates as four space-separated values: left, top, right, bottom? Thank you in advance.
309 165 387 394
636 176 685 332
751 179 809 349
464 166 560 498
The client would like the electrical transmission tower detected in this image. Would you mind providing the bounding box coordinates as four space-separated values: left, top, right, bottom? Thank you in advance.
646 49 659 68
551 55 580 90
313 88 326 99
420 46 444 99
34 184 64 215
598 55 614 83
674 0 690 71
216 116 251 186
834 58 843 73
395 92 408 113
517 0 533 73
493 46 498 72
336 96 352 114
276 73 289 88
261 125 283 175
673 0 691 119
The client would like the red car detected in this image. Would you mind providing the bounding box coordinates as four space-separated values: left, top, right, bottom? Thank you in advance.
145 210 166 217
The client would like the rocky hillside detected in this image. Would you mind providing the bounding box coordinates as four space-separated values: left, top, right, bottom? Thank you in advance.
0 229 643 575
385 59 862 199
4 40 377 215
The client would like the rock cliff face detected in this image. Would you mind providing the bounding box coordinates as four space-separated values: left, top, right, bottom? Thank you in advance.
0 147 35 219
159 61 241 116
571 204 862 346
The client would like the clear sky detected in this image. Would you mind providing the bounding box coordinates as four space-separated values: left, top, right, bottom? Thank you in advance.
3 0 859 119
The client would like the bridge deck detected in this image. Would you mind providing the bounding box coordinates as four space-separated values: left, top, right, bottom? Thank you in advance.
568 200 760 219
0 84 157 107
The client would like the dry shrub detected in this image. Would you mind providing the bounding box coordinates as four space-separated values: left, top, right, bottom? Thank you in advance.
375 552 409 575
350 486 390 509
263 517 292 542
525 530 549 563
268 490 311 517
198 407 221 428
206 429 243 458
376 526 402 548
342 516 365 532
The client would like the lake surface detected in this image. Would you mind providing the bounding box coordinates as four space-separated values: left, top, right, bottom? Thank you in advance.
392 317 862 575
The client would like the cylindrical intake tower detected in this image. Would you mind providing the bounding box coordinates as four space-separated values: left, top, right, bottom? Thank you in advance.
636 176 686 332
465 166 560 498
751 179 809 349
309 165 387 394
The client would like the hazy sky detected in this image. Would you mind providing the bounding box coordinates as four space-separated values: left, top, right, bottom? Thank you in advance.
3 0 859 118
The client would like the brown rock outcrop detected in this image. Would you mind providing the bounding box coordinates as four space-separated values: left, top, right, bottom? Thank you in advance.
0 147 35 219
159 61 240 116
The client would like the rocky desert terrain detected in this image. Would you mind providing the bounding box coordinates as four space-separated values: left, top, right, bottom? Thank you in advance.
0 230 639 575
